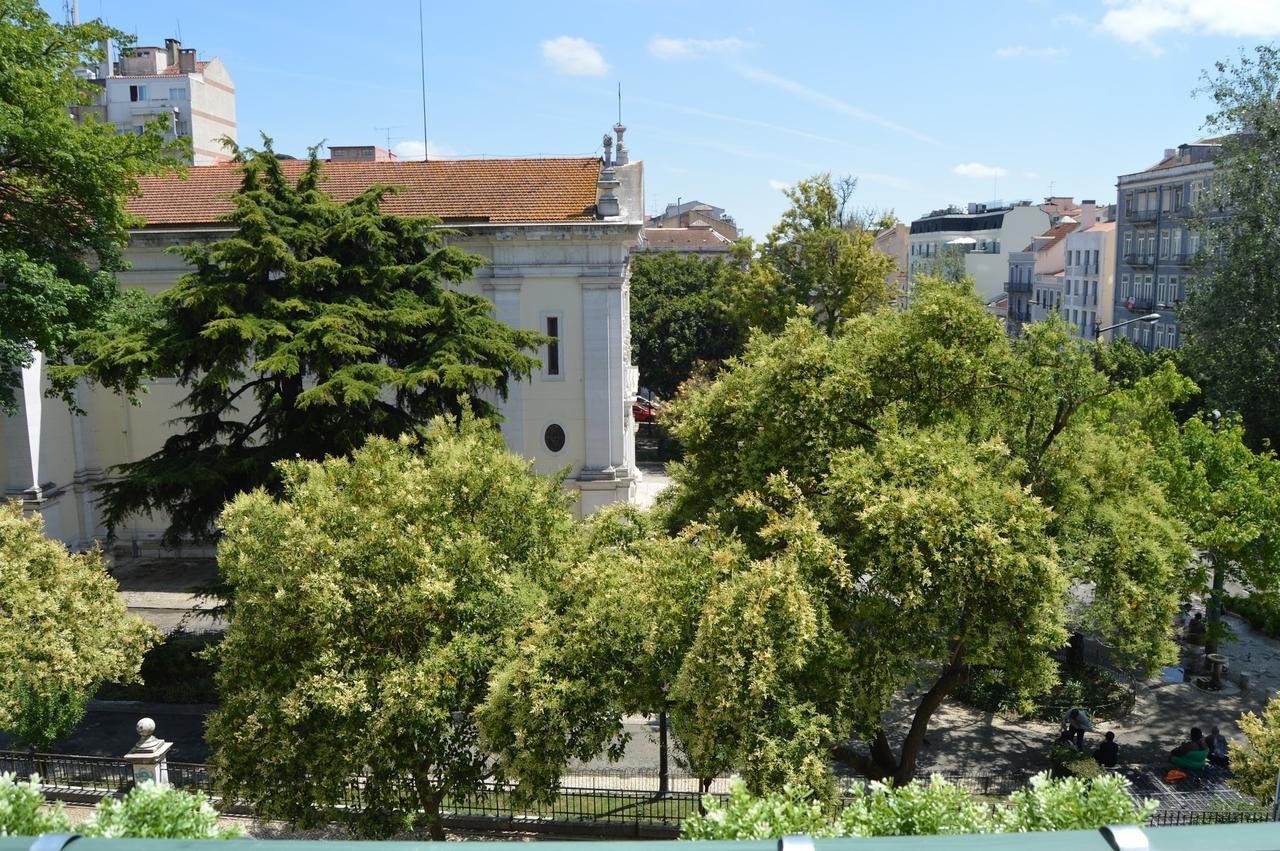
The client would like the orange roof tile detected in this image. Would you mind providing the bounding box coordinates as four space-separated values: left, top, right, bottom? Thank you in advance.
640 227 733 252
127 157 602 227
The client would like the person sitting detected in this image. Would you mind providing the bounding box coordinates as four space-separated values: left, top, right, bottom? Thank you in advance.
1171 727 1210 770
1061 708 1093 750
1206 726 1230 768
1186 612 1207 645
1094 731 1119 768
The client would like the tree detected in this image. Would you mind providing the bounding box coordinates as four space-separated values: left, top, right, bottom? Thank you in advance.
657 280 1190 785
1158 414 1280 652
916 244 969 284
53 140 543 545
1181 45 1280 449
629 252 742 399
720 174 897 336
0 503 157 748
206 416 575 840
1230 696 1280 806
482 281 1192 793
0 0 177 412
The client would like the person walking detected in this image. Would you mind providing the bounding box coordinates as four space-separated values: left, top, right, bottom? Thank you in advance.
1061 708 1093 750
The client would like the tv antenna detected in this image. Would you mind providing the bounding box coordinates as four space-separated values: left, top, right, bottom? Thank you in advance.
375 125 402 154
418 0 429 161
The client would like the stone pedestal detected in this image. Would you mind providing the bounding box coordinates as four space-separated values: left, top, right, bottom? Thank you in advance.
123 717 172 786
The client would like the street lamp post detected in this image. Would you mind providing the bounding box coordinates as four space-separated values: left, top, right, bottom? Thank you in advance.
1093 312 1161 340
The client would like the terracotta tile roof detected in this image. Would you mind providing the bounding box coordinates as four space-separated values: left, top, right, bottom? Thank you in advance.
1029 221 1080 253
127 157 602 227
639 227 733 252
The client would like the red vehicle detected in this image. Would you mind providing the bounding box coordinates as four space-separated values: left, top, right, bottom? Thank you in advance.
632 397 661 423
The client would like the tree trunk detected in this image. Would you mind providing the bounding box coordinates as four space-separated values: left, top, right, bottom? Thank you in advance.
1205 552 1226 656
658 707 670 796
412 774 446 841
891 662 968 787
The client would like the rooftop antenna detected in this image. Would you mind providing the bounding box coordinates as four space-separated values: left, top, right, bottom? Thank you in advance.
417 0 429 162
375 125 399 153
617 81 622 125
176 18 182 42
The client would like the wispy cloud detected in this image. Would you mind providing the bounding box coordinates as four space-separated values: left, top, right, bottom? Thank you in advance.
860 173 917 192
1051 13 1086 27
1023 170 1042 180
954 162 1008 179
732 64 940 146
648 36 751 60
540 36 609 76
1099 0 1280 51
994 45 1068 58
391 140 455 160
768 178 791 191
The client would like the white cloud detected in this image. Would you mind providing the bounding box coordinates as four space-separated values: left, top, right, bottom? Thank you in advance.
1023 170 1042 179
954 162 1008 179
994 45 1068 58
540 36 609 76
648 36 751 60
391 140 455 160
768 178 791 191
733 64 940 145
1099 0 1280 49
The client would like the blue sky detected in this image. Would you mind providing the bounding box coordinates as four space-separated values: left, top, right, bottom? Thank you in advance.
46 0 1280 237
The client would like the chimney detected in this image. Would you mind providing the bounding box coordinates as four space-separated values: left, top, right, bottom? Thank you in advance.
1080 199 1097 226
98 37 113 78
613 122 628 166
164 38 180 68
1163 147 1176 161
178 48 196 73
601 133 613 168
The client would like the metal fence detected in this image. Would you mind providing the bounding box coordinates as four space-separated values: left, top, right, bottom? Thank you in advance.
7 750 1274 833
0 750 132 793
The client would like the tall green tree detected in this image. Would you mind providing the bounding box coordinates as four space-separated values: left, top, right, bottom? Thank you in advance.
1181 45 1280 448
0 502 157 748
207 416 574 840
720 174 897 336
54 140 542 545
483 281 1192 792
629 252 742 400
0 0 176 412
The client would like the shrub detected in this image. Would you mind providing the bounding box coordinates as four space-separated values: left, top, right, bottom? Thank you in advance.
1230 696 1280 805
83 781 240 839
958 661 1132 722
8 684 89 751
681 773 1157 840
96 633 219 705
0 773 70 836
1049 743 1105 780
1226 594 1280 640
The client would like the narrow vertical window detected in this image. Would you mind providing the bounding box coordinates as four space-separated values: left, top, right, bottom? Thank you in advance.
545 315 560 377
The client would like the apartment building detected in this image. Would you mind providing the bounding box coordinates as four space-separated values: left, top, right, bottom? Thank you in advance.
1112 140 1222 351
873 222 910 308
1061 203 1116 340
908 201 1051 302
76 38 236 165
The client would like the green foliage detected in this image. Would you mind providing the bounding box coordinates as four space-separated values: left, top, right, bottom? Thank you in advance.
629 252 743 400
719 174 897 336
1181 44 1280 449
207 415 574 840
651 282 1190 785
1048 744 1105 781
681 774 1156 840
1230 696 1280 805
0 503 158 745
960 662 1133 723
84 781 240 839
0 773 70 836
96 634 219 705
8 683 89 751
1226 593 1280 639
53 139 543 545
0 0 178 411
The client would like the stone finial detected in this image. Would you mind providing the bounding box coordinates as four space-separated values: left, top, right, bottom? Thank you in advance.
613 122 629 166
124 716 173 785
137 717 156 739
602 133 613 168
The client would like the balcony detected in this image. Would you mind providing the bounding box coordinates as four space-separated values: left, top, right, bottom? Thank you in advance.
1125 209 1160 222
1163 252 1192 266
1123 253 1155 268
1006 278 1032 293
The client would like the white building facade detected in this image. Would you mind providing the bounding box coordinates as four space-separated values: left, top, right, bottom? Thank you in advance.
78 38 236 166
907 202 1051 303
1060 203 1116 341
4 135 643 552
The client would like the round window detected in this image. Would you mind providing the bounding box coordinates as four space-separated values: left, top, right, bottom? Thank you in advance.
544 424 566 453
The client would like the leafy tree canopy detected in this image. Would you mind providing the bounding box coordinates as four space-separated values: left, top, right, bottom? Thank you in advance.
483 280 1194 794
1181 44 1280 449
629 252 742 400
1231 696 1280 805
719 174 898 336
0 502 157 747
0 0 178 411
54 139 543 545
207 416 574 840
